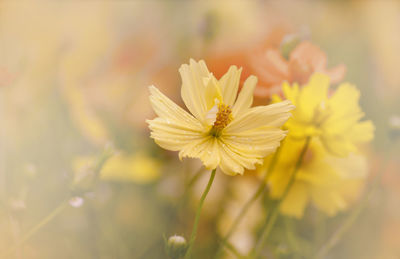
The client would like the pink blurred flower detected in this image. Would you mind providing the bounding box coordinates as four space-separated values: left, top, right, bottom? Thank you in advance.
207 36 346 99
252 40 346 98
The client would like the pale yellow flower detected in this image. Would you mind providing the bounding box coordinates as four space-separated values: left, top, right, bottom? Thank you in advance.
273 73 375 156
262 137 368 218
74 152 161 184
100 153 161 183
147 59 293 175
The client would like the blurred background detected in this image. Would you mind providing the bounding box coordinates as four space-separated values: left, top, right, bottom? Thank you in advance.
0 0 399 258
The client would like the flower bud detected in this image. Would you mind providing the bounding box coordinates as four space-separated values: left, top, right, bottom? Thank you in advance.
69 196 84 208
166 235 187 259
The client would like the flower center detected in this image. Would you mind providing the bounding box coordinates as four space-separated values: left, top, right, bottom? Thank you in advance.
303 148 314 165
209 103 233 137
312 101 331 127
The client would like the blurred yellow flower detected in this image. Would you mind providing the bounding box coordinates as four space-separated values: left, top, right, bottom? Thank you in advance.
273 73 375 156
101 153 161 184
74 153 161 184
263 138 367 218
147 59 293 175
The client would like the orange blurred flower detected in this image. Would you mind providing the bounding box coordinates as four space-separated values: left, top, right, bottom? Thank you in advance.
206 28 286 97
207 34 346 99
288 41 346 86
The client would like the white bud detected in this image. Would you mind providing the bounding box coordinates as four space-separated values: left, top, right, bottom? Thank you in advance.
166 235 187 259
69 196 84 208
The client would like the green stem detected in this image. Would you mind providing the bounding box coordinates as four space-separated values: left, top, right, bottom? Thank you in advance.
176 167 206 247
215 146 282 258
2 146 113 258
184 168 217 259
313 191 372 259
2 200 69 257
252 209 279 258
284 218 302 258
251 137 311 258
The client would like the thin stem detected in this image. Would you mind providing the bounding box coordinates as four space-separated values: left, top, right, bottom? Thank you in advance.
313 191 372 259
252 208 279 258
2 200 69 257
178 167 206 232
2 146 113 258
251 137 311 258
284 218 303 258
184 168 217 259
215 146 282 258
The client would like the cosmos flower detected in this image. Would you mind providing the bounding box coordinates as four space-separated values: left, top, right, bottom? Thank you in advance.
262 137 368 218
250 40 346 98
147 59 293 175
288 41 346 85
74 152 161 184
207 38 346 99
273 73 375 156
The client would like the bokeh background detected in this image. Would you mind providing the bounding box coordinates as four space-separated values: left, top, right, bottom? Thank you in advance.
0 0 399 258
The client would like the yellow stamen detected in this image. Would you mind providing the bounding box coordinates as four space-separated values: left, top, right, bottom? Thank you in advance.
209 103 233 137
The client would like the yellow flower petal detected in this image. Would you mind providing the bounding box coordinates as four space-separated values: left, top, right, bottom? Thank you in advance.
310 190 347 216
148 85 203 129
323 83 363 134
147 85 206 151
203 74 223 109
226 100 294 133
280 182 309 219
221 141 262 170
200 137 221 169
297 73 329 122
232 75 257 117
179 137 221 170
179 59 210 122
178 136 210 159
218 144 246 175
282 81 299 106
320 135 356 157
223 127 286 158
347 120 375 143
148 118 204 151
219 65 242 107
